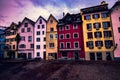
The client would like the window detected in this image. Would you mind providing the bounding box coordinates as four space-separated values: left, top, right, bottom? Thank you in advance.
74 42 79 48
50 34 53 39
94 23 101 30
59 27 64 31
60 34 64 39
37 52 40 56
21 28 25 33
24 23 28 27
102 22 110 29
93 14 100 19
44 45 46 49
65 25 70 30
42 25 45 29
105 40 113 49
84 15 91 20
49 43 54 48
104 31 112 38
28 36 32 42
40 19 42 24
55 34 58 38
42 31 44 35
94 32 102 38
19 44 26 48
21 36 25 41
27 28 31 32
101 12 108 18
13 45 15 49
36 45 40 49
60 42 64 48
50 28 54 32
30 44 34 48
66 34 70 39
62 52 67 57
50 19 53 24
66 42 71 48
86 41 94 49
73 24 78 29
106 52 112 60
36 38 40 42
37 25 40 29
95 41 103 48
44 37 46 41
87 23 92 31
74 33 79 38
96 52 102 60
87 32 93 39
118 27 120 33
37 31 40 35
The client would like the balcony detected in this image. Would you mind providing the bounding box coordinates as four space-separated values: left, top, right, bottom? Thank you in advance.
59 48 81 51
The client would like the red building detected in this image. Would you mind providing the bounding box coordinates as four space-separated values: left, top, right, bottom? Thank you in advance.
57 13 85 60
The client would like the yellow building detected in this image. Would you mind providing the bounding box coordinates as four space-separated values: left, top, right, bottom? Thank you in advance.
46 14 58 60
4 22 18 59
81 1 114 60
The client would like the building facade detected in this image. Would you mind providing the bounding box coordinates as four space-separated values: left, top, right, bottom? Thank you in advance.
81 1 114 60
4 23 18 59
0 26 6 59
18 17 34 59
46 14 58 60
110 1 120 60
34 16 46 59
57 13 85 60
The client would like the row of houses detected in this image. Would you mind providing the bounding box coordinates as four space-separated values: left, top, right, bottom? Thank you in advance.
0 1 120 60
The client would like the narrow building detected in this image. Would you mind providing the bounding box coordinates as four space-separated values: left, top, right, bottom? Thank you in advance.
34 16 46 59
18 17 35 59
57 13 85 60
81 1 114 60
46 14 58 60
0 26 6 59
110 0 120 60
4 23 18 59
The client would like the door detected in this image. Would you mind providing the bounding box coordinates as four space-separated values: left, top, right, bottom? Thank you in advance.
97 52 102 60
28 53 32 59
90 53 95 60
43 51 46 60
74 51 79 60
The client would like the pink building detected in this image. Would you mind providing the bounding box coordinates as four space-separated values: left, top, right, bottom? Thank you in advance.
18 17 35 59
111 1 120 60
34 16 46 59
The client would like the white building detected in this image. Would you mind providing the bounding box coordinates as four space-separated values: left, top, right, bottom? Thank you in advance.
34 16 46 59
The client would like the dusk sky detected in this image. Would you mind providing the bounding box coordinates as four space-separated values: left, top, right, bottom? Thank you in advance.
0 0 118 26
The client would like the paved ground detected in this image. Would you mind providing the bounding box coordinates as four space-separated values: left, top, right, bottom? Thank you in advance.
0 60 120 80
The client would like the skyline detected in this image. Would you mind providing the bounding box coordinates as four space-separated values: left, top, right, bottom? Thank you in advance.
0 0 118 26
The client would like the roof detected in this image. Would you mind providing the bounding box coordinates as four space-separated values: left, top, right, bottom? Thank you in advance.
110 0 120 13
81 4 108 14
47 14 58 23
57 13 82 26
35 16 47 23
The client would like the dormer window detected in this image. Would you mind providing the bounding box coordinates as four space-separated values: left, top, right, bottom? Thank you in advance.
40 19 42 24
50 19 53 24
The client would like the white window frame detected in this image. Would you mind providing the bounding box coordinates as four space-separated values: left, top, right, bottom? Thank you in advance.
66 42 71 48
65 25 70 30
73 33 79 38
65 33 71 39
59 34 64 40
59 26 64 31
60 42 64 48
73 24 78 29
74 42 79 48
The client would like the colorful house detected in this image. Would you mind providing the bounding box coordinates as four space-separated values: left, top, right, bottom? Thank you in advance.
81 1 114 60
34 16 47 59
57 13 85 60
0 26 6 59
110 0 120 60
18 17 35 59
4 22 18 59
46 14 58 60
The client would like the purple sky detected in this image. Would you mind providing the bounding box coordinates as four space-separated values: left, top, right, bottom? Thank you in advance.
0 0 118 26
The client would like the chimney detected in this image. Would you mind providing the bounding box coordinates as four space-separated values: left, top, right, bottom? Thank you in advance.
101 1 106 5
18 21 21 26
63 12 65 17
